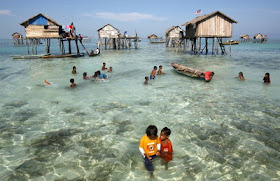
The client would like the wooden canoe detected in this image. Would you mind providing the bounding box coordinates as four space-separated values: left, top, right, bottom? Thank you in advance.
12 55 45 59
222 41 239 45
42 53 85 59
171 63 205 79
89 53 100 57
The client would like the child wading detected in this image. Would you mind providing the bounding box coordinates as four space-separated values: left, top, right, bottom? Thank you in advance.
139 125 161 178
160 127 173 170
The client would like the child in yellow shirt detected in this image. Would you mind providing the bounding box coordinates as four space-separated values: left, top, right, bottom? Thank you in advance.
139 125 161 178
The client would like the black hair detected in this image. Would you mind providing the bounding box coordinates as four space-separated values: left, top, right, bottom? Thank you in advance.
145 76 149 80
211 72 215 75
146 125 158 137
70 78 74 83
83 72 87 76
73 66 76 69
154 66 157 69
161 127 171 136
265 72 270 77
239 72 243 77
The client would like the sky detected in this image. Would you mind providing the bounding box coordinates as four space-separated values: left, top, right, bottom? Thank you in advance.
1 0 280 39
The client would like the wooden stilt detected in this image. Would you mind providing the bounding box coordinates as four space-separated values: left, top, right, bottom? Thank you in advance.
68 39 71 54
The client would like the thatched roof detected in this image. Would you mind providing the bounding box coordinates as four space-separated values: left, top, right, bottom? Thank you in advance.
165 26 184 35
240 34 250 39
20 13 61 27
12 32 23 36
147 34 158 39
182 11 237 26
254 33 263 39
97 24 120 32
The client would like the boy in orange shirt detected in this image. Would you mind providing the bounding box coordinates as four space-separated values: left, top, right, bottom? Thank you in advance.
139 125 161 178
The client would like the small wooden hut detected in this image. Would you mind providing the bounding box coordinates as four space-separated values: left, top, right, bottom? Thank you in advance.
253 33 267 43
240 34 250 42
19 13 85 57
183 11 237 55
97 24 139 49
165 26 185 50
12 32 24 45
147 34 164 43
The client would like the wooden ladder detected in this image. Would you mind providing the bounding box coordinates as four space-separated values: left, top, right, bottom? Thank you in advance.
218 38 227 55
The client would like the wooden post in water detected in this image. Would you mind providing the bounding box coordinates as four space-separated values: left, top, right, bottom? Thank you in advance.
68 39 71 54
75 38 80 54
205 38 208 55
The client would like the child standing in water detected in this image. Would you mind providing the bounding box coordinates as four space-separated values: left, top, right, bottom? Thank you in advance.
72 66 77 74
263 73 270 83
157 65 166 75
160 127 173 170
70 78 76 87
144 76 149 84
102 62 107 70
139 125 161 178
150 66 157 80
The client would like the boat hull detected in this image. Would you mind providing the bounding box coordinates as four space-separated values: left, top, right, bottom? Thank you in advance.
171 63 205 80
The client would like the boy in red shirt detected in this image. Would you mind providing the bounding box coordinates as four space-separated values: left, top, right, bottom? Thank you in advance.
160 127 173 170
139 125 161 178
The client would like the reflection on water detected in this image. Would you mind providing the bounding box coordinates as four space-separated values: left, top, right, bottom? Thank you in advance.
0 40 280 180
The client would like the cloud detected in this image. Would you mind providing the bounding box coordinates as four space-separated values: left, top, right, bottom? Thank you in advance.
0 9 14 16
82 12 167 21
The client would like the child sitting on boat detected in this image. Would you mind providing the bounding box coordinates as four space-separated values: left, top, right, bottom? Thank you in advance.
157 65 166 75
160 127 173 170
139 125 161 178
150 66 157 80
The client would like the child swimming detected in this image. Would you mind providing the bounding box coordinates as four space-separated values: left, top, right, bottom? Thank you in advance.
70 78 76 87
72 66 77 74
83 72 89 79
144 76 149 84
263 73 270 83
160 127 173 170
139 125 161 178
236 72 245 80
107 67 113 72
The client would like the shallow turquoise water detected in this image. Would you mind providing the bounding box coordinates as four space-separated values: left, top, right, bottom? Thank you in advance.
0 39 280 180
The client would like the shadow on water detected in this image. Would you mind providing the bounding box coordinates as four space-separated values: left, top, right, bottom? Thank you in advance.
3 129 81 180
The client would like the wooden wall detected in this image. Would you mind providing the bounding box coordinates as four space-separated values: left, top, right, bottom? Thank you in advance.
185 14 233 38
25 25 61 38
98 25 119 39
167 27 183 38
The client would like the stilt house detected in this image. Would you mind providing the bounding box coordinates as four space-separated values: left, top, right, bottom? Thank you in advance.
183 11 237 55
165 26 185 49
12 32 24 45
19 13 85 57
147 34 164 43
97 24 139 49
